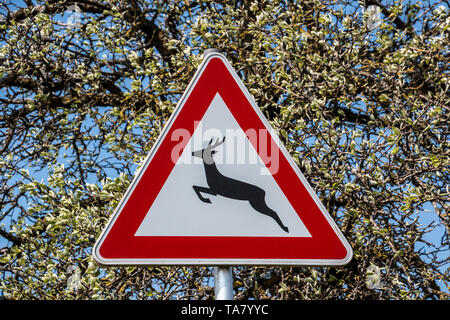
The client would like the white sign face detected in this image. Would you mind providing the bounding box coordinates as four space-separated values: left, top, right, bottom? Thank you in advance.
93 51 353 266
135 93 312 238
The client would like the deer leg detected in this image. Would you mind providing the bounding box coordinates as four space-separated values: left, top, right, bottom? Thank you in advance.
249 198 289 233
192 185 217 204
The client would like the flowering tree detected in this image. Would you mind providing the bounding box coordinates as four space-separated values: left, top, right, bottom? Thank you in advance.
0 0 448 299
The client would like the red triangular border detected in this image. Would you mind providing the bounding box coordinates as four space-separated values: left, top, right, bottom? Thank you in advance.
93 54 352 265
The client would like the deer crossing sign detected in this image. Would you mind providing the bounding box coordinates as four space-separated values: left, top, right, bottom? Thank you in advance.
93 52 353 266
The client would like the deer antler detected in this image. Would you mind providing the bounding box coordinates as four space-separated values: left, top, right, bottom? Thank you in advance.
208 136 225 149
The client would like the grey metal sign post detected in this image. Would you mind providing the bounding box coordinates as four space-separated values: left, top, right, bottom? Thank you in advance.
214 266 233 300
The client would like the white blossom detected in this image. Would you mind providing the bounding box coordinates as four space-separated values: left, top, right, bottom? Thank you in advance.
67 264 81 292
366 5 381 30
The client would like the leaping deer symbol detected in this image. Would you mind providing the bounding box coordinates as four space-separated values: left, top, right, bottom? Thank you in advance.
192 137 289 233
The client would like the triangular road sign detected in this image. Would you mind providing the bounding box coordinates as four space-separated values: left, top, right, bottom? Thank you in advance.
93 51 353 266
